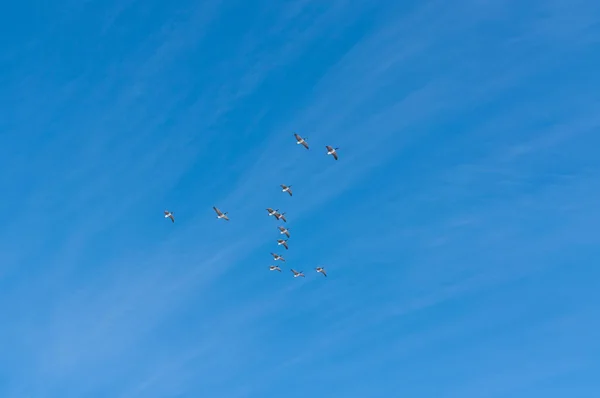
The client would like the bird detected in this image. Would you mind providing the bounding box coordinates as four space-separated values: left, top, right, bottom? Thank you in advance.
291 269 305 278
269 265 282 272
266 208 279 217
278 226 290 238
213 206 229 221
281 184 293 196
294 133 309 149
316 267 327 277
271 253 285 262
277 239 289 249
275 212 287 222
326 145 339 160
164 210 175 223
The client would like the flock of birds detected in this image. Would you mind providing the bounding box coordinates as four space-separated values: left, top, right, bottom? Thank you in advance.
163 133 340 279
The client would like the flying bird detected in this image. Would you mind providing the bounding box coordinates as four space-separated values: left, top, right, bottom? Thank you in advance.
269 265 282 272
277 239 289 250
294 133 309 149
271 253 285 262
278 226 290 238
275 212 287 222
281 184 292 196
266 208 279 217
315 267 327 277
326 145 339 160
213 206 229 221
291 269 305 278
164 210 175 223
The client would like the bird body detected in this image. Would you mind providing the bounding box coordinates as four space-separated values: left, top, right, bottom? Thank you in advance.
281 184 293 196
164 210 175 222
278 226 290 238
271 252 285 262
294 133 309 149
269 265 282 272
213 206 229 221
316 267 327 277
277 239 289 249
266 208 279 216
326 145 339 160
275 212 287 222
291 269 305 278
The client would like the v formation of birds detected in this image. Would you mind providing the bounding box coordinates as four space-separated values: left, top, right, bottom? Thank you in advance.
164 134 338 278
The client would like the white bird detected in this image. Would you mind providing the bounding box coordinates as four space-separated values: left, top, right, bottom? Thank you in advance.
164 210 174 223
278 226 290 238
213 206 229 221
277 239 289 250
269 265 282 272
294 133 309 149
266 208 279 217
281 184 293 196
315 267 327 277
291 269 305 278
275 212 287 222
271 253 285 262
326 145 339 160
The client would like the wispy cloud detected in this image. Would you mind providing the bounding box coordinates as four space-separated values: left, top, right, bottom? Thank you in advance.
1 0 599 397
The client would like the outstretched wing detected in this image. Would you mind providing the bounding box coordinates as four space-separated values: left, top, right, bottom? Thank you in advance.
213 206 222 216
169 214 175 222
332 152 338 160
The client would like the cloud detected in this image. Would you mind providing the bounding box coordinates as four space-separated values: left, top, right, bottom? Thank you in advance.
2 0 600 397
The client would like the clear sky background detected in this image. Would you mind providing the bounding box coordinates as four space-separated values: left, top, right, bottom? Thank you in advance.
1 0 599 397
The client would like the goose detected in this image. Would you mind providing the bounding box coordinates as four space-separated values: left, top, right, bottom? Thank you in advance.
315 267 327 277
269 265 282 272
164 210 175 223
277 239 289 250
266 208 279 217
291 269 305 278
271 253 285 262
326 145 339 160
294 133 309 149
213 206 229 221
275 212 287 222
280 184 293 196
278 226 290 238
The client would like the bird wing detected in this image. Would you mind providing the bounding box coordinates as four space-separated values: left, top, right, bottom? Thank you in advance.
301 141 309 149
213 206 222 215
283 242 288 249
169 214 175 222
326 145 332 151
285 231 290 237
287 188 292 196
333 152 338 160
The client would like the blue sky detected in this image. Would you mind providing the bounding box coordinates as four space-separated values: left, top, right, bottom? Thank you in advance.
1 0 599 396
